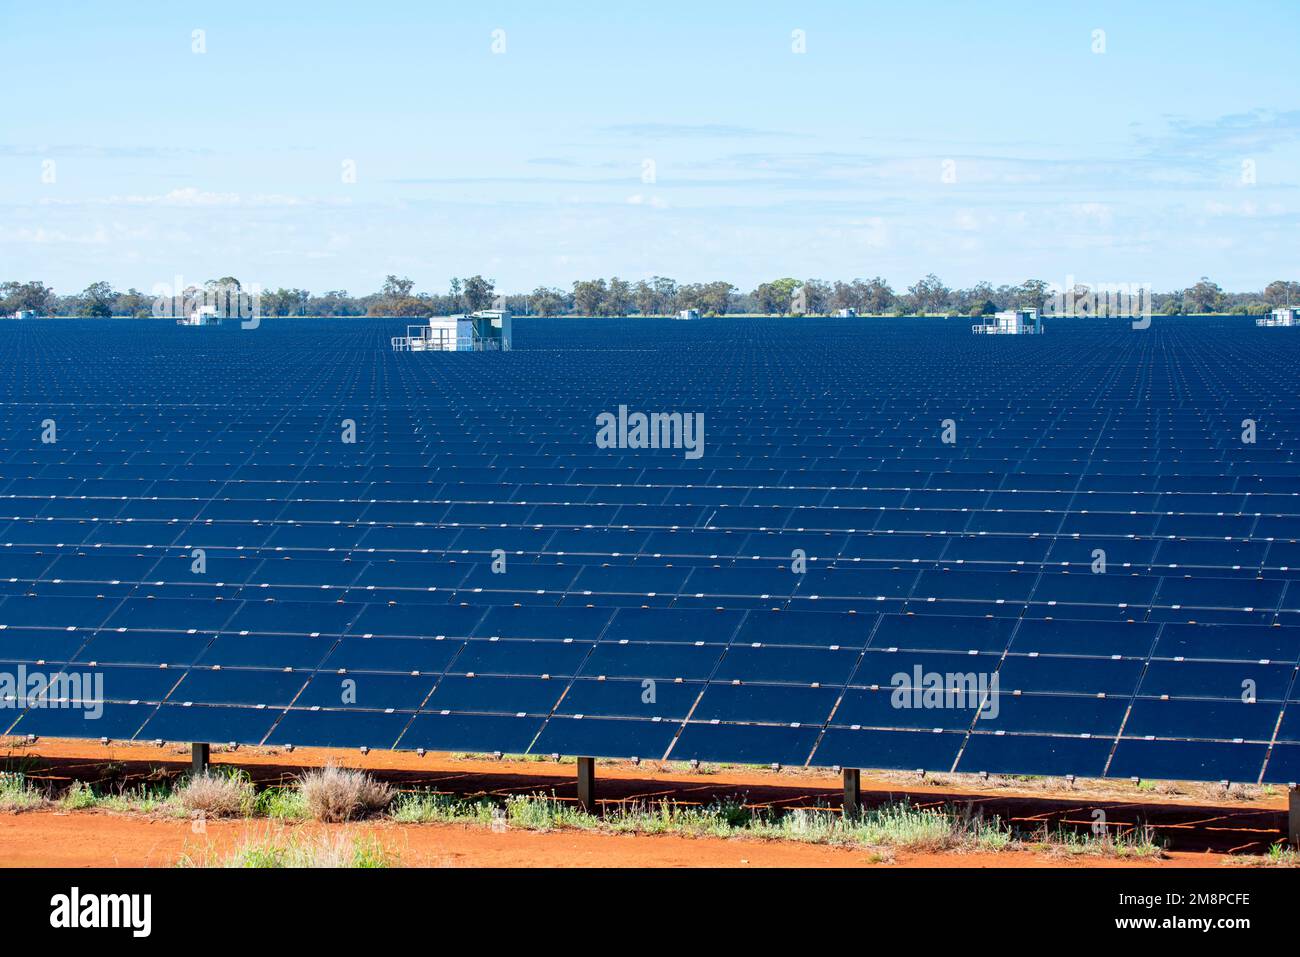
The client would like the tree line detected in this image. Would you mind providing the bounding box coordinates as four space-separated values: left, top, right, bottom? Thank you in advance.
5 274 1298 319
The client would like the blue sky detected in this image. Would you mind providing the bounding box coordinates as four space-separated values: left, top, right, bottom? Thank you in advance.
2 0 1298 295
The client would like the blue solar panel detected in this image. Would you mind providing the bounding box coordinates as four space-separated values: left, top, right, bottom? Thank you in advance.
400 712 542 753
557 677 700 720
426 675 565 714
814 727 963 772
532 716 677 760
171 668 308 707
297 672 434 711
140 704 283 746
9 702 154 740
671 722 819 766
578 641 723 680
997 656 1143 696
268 708 409 749
832 687 975 731
975 694 1129 736
959 734 1114 778
4 315 1299 783
692 683 838 725
320 636 462 674
1108 739 1270 782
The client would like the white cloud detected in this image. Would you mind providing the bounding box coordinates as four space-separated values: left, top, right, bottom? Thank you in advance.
1204 199 1259 216
0 225 111 244
1070 203 1114 227
38 187 322 207
625 193 667 208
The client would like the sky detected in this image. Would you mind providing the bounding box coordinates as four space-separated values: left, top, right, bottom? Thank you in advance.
2 0 1298 296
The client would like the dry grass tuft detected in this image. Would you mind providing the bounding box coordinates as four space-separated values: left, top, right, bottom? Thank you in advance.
298 765 394 823
177 770 256 818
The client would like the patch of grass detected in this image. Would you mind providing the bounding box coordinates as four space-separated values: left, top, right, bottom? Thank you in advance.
58 780 100 810
255 785 310 820
505 792 597 832
180 832 394 868
758 802 1011 852
604 798 750 838
445 791 1013 853
603 800 705 836
53 778 186 815
1224 844 1300 867
1028 824 1166 859
298 766 394 823
1262 844 1300 867
97 783 179 815
0 771 47 812
389 791 498 825
177 769 256 818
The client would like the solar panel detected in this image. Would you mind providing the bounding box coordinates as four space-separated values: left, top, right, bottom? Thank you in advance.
3 315 1299 784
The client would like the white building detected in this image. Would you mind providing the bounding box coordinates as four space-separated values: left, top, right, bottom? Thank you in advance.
676 309 700 321
392 308 513 351
177 304 221 326
1257 307 1298 327
972 308 1042 335
836 308 857 318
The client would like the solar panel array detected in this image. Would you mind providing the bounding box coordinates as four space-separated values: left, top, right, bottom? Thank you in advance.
2 315 1299 784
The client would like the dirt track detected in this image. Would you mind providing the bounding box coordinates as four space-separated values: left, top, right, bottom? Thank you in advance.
0 811 1238 868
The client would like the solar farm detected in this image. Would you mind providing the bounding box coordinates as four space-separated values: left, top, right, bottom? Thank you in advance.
4 314 1300 819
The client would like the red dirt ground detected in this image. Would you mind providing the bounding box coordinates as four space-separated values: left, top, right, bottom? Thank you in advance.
0 811 1235 868
0 740 1290 867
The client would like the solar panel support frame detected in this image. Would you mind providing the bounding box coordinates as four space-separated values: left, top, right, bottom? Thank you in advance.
192 742 210 775
1290 787 1300 849
842 768 861 818
576 756 596 814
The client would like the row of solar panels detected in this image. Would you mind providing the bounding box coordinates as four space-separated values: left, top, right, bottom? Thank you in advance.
2 605 1296 650
6 513 1300 544
4 542 1299 580
7 488 1300 518
6 632 1298 698
8 466 1300 492
10 436 1298 454
8 643 1298 704
6 678 1299 784
7 471 1300 496
2 509 1297 540
2 548 1296 596
11 433 1300 455
2 566 1297 618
